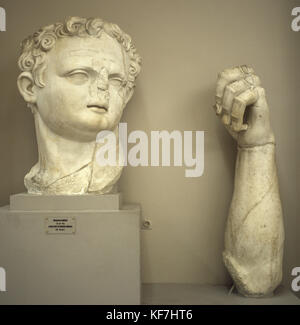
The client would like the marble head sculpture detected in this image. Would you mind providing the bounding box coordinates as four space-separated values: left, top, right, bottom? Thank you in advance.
17 17 141 195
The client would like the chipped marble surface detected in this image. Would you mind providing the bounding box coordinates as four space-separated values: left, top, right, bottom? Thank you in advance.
214 66 284 297
17 17 141 195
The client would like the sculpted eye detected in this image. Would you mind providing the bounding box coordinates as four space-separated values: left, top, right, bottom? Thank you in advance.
66 70 89 85
109 74 126 88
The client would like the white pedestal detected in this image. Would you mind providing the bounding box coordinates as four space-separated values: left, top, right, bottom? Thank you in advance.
0 193 141 305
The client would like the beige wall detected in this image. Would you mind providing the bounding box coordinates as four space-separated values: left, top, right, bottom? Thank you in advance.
0 0 299 286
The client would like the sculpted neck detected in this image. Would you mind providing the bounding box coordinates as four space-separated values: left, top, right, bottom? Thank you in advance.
34 112 97 182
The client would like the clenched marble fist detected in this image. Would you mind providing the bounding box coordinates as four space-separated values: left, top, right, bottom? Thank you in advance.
215 65 275 147
214 66 284 297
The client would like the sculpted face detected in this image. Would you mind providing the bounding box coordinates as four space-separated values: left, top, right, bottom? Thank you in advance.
35 33 128 141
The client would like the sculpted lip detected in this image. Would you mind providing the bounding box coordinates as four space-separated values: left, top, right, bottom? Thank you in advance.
87 105 108 112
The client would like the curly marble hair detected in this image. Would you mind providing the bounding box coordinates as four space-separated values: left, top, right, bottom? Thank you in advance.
18 16 141 93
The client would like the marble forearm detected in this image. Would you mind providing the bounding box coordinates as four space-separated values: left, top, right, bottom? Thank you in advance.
223 143 284 297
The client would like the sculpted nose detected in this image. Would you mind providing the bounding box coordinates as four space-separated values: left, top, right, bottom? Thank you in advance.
97 67 109 91
89 68 109 102
97 79 108 91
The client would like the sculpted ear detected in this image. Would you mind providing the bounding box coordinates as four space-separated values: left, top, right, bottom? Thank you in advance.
17 72 37 104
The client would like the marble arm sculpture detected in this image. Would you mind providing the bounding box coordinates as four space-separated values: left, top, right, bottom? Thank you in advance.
214 65 284 297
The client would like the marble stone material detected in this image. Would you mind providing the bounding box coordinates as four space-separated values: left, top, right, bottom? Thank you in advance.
214 65 284 297
17 17 141 195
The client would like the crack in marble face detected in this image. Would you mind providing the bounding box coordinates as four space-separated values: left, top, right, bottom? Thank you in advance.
38 34 128 141
17 17 141 195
